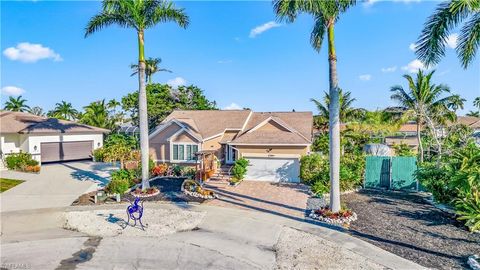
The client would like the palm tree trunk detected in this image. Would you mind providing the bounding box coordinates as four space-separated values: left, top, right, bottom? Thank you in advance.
417 119 424 163
327 22 341 213
138 30 150 190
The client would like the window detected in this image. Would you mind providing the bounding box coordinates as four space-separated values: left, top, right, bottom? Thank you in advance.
172 143 198 161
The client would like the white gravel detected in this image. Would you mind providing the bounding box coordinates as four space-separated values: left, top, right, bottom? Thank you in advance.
275 227 386 270
64 208 205 237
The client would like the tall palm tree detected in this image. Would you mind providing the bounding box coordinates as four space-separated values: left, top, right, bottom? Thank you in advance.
3 96 30 112
311 89 364 130
390 70 460 162
416 0 480 68
47 101 79 121
131 57 172 84
274 0 356 213
80 100 115 129
448 94 466 113
29 106 45 116
85 0 189 190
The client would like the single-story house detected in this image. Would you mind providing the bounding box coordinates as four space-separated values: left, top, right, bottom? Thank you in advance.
149 110 313 182
0 111 108 164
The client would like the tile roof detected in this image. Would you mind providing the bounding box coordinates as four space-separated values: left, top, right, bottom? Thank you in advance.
0 111 109 134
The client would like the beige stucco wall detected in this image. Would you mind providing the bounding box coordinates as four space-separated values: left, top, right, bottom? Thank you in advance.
149 123 183 161
202 135 224 159
235 145 309 159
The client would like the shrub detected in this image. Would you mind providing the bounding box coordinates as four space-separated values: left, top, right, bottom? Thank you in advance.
231 158 249 180
5 152 39 172
300 153 365 195
111 169 137 187
151 164 168 177
415 163 454 203
105 133 138 149
392 143 415 157
182 167 196 178
92 147 106 162
455 192 480 232
172 165 183 176
105 178 130 194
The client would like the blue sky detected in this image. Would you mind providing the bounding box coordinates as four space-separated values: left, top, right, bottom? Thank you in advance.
1 0 479 115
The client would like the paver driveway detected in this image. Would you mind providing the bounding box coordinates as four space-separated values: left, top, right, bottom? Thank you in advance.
205 180 311 219
0 161 117 212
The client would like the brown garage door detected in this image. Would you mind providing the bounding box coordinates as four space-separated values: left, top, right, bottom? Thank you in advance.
41 141 93 163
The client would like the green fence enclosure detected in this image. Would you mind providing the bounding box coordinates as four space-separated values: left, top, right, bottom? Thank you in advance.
364 156 418 191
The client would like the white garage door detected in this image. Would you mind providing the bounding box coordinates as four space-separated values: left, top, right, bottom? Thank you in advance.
245 157 300 182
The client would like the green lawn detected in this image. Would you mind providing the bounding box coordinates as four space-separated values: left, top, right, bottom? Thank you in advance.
0 178 25 193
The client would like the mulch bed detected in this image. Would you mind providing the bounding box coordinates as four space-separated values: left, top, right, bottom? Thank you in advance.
72 177 205 206
342 189 480 269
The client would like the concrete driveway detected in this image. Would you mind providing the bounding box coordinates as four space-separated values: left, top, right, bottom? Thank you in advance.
0 204 425 270
0 161 117 212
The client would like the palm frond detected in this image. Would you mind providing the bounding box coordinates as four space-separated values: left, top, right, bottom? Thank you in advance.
85 12 132 37
415 0 471 66
310 15 326 52
457 13 480 68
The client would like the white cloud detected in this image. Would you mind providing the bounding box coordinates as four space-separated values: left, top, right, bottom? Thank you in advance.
217 59 232 64
167 77 187 88
223 103 242 110
249 21 282 38
381 66 397 73
3 42 62 63
359 74 372 81
446 33 458 49
402 59 428 73
1 86 25 96
409 43 417 51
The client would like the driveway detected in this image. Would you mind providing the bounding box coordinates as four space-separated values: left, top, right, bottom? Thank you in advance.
205 181 311 219
0 204 425 270
0 161 117 212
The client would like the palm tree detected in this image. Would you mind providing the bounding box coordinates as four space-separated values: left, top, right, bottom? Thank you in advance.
131 57 172 84
416 0 480 68
311 89 364 130
466 111 480 117
274 0 356 213
474 97 480 109
85 0 189 190
3 96 30 112
448 94 466 113
47 101 79 120
390 70 460 162
80 100 115 129
29 106 45 116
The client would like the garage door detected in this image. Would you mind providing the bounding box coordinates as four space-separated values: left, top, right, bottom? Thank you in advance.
244 157 300 182
41 141 93 163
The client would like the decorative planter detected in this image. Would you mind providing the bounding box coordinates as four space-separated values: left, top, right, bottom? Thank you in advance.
184 189 218 200
309 209 358 226
131 188 160 198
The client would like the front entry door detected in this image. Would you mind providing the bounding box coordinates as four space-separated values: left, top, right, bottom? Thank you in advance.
225 145 236 164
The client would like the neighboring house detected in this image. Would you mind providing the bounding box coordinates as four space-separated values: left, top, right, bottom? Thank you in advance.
149 110 313 182
0 111 108 164
385 116 480 148
385 122 419 149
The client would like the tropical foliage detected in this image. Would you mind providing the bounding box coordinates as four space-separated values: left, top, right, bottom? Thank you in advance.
3 96 30 112
85 0 190 190
29 106 45 116
416 142 480 231
121 83 217 129
416 0 480 68
47 101 79 120
5 152 40 173
311 89 365 130
79 99 116 129
131 57 171 84
390 70 461 162
274 0 357 213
